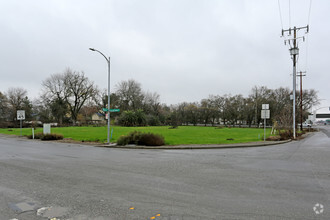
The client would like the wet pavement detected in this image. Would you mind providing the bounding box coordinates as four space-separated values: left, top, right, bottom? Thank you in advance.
0 127 329 219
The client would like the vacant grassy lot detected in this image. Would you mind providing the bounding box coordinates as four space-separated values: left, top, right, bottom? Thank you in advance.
0 126 271 145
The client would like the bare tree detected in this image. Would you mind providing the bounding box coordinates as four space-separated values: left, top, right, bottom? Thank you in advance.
299 89 319 112
63 69 99 123
42 69 99 124
0 92 9 122
200 98 218 126
115 79 144 111
249 86 271 127
42 73 69 124
185 103 199 126
143 91 161 115
6 87 32 121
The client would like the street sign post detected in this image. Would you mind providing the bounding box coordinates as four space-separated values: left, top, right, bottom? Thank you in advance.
43 124 51 135
261 104 270 142
17 110 25 136
261 110 270 119
17 110 25 120
102 108 120 113
262 104 269 110
109 109 120 113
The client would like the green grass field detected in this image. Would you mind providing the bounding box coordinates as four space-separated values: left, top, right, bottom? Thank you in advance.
0 126 271 145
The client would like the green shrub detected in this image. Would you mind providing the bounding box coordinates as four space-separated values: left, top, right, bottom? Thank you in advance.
116 135 129 145
117 110 137 127
138 133 165 146
146 115 161 126
266 136 281 141
40 133 64 141
117 131 141 145
135 110 147 126
279 130 292 140
28 132 64 140
117 110 147 127
117 131 164 146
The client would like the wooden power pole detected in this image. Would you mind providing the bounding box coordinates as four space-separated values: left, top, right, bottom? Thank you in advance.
281 25 309 139
297 71 306 131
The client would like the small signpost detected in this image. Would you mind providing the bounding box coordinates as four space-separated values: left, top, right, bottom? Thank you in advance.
261 109 270 119
17 110 25 136
261 104 270 141
43 124 51 135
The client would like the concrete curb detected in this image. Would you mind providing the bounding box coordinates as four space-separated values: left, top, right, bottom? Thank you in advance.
0 133 293 150
97 139 292 150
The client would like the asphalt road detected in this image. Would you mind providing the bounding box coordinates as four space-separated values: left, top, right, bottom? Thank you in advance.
0 127 330 220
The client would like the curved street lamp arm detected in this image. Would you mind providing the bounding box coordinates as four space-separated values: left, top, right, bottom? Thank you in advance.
89 48 110 63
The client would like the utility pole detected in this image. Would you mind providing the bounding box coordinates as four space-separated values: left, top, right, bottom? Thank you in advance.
297 71 306 131
282 25 309 139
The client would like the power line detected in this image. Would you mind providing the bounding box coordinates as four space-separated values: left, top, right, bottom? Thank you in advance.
289 0 291 27
306 0 312 73
277 0 284 29
305 34 309 72
308 0 313 25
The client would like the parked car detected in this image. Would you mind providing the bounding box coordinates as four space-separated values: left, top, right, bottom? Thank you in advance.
302 122 312 128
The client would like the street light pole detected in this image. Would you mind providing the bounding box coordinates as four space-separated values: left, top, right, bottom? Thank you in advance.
89 48 111 144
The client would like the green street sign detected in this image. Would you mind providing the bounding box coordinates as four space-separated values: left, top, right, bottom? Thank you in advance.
102 108 108 112
109 109 120 112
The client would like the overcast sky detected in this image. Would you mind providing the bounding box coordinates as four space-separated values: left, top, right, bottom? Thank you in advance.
1 0 329 109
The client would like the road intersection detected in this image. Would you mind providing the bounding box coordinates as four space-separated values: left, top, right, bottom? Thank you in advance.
0 127 329 219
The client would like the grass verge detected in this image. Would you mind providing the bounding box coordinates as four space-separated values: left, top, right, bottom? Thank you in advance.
0 126 272 145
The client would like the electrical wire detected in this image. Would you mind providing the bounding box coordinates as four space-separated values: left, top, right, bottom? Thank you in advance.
278 0 312 71
278 0 284 29
278 0 291 51
289 0 291 28
305 0 312 73
307 0 312 25
305 30 309 72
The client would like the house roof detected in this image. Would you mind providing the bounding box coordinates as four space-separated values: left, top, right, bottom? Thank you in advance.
96 112 105 117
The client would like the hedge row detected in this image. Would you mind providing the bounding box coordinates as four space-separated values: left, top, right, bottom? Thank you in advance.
27 133 63 141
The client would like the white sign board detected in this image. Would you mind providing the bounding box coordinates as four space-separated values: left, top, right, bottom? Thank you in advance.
308 115 313 121
262 104 269 110
43 124 51 135
261 110 270 119
17 110 25 120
